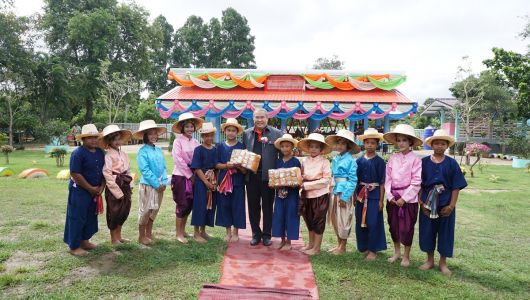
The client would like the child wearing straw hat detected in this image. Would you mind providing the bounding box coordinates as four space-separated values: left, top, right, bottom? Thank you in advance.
64 124 104 256
355 128 387 261
298 133 332 256
134 120 168 246
271 134 301 251
325 129 360 255
419 129 467 275
100 125 134 246
171 113 203 244
215 118 247 243
190 122 218 243
383 124 423 267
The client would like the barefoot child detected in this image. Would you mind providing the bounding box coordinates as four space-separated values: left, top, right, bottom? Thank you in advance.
64 124 105 256
383 124 422 267
419 129 467 275
190 122 218 243
134 120 168 246
100 125 134 245
298 133 332 256
171 113 203 244
215 118 247 242
271 134 301 251
355 128 387 260
325 129 360 255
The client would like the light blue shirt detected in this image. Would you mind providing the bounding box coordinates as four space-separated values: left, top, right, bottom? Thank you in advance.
331 151 358 202
137 144 168 189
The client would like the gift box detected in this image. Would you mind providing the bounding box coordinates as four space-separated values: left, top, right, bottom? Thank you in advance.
229 149 261 173
268 167 303 188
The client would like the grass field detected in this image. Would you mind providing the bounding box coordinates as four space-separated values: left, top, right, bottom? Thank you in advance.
0 150 529 299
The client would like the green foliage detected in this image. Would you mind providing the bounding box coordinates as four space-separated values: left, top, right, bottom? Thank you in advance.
34 119 70 144
507 124 530 159
1 144 14 164
221 7 256 68
49 147 67 166
168 132 176 152
483 47 530 119
312 54 344 70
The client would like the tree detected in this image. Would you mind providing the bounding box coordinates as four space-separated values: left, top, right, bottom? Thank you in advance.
221 7 256 68
0 12 33 146
174 16 209 68
41 0 153 122
483 48 530 119
313 54 345 70
450 57 487 145
148 15 175 93
206 17 225 67
98 60 138 123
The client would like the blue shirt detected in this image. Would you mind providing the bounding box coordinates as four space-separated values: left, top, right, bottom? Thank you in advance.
356 155 386 200
331 151 358 201
137 144 168 189
191 145 218 172
70 146 105 187
420 156 467 207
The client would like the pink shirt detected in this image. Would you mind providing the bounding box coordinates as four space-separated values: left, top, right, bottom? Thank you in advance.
102 147 133 199
172 134 200 178
384 151 422 203
301 155 332 199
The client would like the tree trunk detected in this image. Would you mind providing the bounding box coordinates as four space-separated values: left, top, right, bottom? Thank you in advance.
85 98 94 123
469 153 480 177
8 98 14 147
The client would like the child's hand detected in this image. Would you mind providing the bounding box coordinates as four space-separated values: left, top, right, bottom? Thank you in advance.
206 182 215 191
420 204 430 217
339 200 346 208
97 185 105 195
227 162 235 169
395 198 405 207
88 186 99 197
157 185 166 193
440 205 454 217
379 201 384 211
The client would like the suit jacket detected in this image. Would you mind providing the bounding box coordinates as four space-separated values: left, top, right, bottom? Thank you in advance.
243 125 283 182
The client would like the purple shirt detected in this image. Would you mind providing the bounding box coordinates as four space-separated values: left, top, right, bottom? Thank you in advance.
172 134 200 179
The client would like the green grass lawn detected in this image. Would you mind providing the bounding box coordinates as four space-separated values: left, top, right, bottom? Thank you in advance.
0 150 529 299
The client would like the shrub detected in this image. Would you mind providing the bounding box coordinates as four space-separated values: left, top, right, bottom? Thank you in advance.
49 147 68 167
1 145 14 164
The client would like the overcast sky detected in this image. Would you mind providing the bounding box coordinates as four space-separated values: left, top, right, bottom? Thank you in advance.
14 0 529 104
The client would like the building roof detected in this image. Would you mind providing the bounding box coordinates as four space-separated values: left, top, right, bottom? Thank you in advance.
157 86 414 104
421 98 458 116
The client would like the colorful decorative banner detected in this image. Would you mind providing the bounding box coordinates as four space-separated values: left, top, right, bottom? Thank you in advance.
167 70 406 91
157 99 417 122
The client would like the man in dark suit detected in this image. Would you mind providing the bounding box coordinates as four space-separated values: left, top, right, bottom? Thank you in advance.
243 108 283 246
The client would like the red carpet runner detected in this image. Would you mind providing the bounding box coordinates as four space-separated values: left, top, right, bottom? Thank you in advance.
208 223 319 299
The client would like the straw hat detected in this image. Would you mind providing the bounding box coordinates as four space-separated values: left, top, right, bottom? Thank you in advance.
199 122 216 134
98 125 132 149
133 120 167 140
298 133 332 155
325 129 361 154
383 124 423 147
274 133 298 150
425 129 455 148
358 128 384 143
75 124 101 141
221 118 244 135
172 112 204 134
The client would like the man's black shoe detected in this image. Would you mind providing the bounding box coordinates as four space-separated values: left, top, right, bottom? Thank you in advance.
250 237 261 246
262 237 272 246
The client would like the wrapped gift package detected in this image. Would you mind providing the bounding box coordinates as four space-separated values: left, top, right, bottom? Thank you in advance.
268 167 303 188
229 149 261 173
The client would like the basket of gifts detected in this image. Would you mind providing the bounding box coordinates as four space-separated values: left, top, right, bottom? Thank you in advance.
268 167 303 188
229 149 261 173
